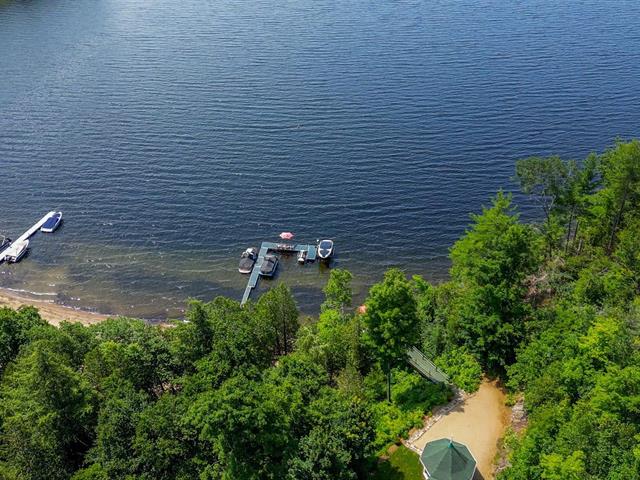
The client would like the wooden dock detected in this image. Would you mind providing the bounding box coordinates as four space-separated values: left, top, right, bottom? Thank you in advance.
0 211 57 263
241 241 318 305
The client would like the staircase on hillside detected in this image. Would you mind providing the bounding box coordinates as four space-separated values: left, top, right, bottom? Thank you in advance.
407 346 451 385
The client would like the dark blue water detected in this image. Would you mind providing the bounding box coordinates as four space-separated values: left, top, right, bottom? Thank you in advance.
1 0 639 318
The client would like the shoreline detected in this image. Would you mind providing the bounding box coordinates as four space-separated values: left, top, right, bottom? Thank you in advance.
0 287 110 326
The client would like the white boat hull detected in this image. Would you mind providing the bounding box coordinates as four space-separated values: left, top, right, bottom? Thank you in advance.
6 240 29 263
317 239 334 260
41 212 63 233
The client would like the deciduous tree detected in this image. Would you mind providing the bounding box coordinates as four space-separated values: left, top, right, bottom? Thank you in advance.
363 268 418 402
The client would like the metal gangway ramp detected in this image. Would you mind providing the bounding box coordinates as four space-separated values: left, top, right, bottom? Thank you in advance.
407 346 451 385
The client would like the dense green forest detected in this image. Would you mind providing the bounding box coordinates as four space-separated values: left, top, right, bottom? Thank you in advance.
0 140 639 479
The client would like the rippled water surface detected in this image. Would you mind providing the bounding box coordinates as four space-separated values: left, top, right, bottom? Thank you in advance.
1 0 639 318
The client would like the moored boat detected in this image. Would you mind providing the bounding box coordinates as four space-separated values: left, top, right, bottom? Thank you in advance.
238 247 258 274
317 239 334 260
297 249 307 263
259 254 279 276
41 211 62 233
6 239 29 263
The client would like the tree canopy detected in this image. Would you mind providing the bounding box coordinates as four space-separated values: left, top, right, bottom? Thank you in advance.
1 140 639 480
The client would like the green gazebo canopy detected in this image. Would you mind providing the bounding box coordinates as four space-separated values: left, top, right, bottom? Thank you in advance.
420 438 477 480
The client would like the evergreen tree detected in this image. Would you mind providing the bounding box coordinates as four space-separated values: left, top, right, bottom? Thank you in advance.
449 191 542 370
0 342 96 480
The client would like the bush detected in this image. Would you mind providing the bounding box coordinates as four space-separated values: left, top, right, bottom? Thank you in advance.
367 370 450 454
435 347 482 393
369 401 424 454
573 257 635 308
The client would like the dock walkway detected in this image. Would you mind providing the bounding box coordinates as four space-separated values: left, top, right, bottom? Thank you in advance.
0 211 57 262
241 241 318 305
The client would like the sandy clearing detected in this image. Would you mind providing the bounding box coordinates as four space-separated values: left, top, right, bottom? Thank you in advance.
413 380 510 480
0 288 109 326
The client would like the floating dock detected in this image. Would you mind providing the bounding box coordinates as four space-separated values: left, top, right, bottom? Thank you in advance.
241 241 318 305
0 211 58 263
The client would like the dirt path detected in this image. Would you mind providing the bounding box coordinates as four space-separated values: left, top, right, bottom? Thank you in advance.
0 288 109 326
412 380 510 479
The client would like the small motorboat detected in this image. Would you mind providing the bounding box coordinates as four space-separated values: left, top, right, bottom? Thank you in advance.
6 239 29 263
297 250 307 264
317 239 334 260
41 211 63 233
279 232 294 240
238 247 258 274
259 254 279 277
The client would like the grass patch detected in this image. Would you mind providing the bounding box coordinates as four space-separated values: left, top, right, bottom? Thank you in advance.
372 445 424 480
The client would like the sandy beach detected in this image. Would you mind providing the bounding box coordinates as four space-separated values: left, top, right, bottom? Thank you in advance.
413 380 510 479
0 288 109 326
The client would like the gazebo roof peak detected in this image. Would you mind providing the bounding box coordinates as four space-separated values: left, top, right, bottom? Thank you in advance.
420 438 477 480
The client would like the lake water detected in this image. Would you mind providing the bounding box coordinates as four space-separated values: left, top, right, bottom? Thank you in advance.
1 0 639 318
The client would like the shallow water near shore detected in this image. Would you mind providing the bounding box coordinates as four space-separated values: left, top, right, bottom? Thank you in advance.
1 0 639 318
